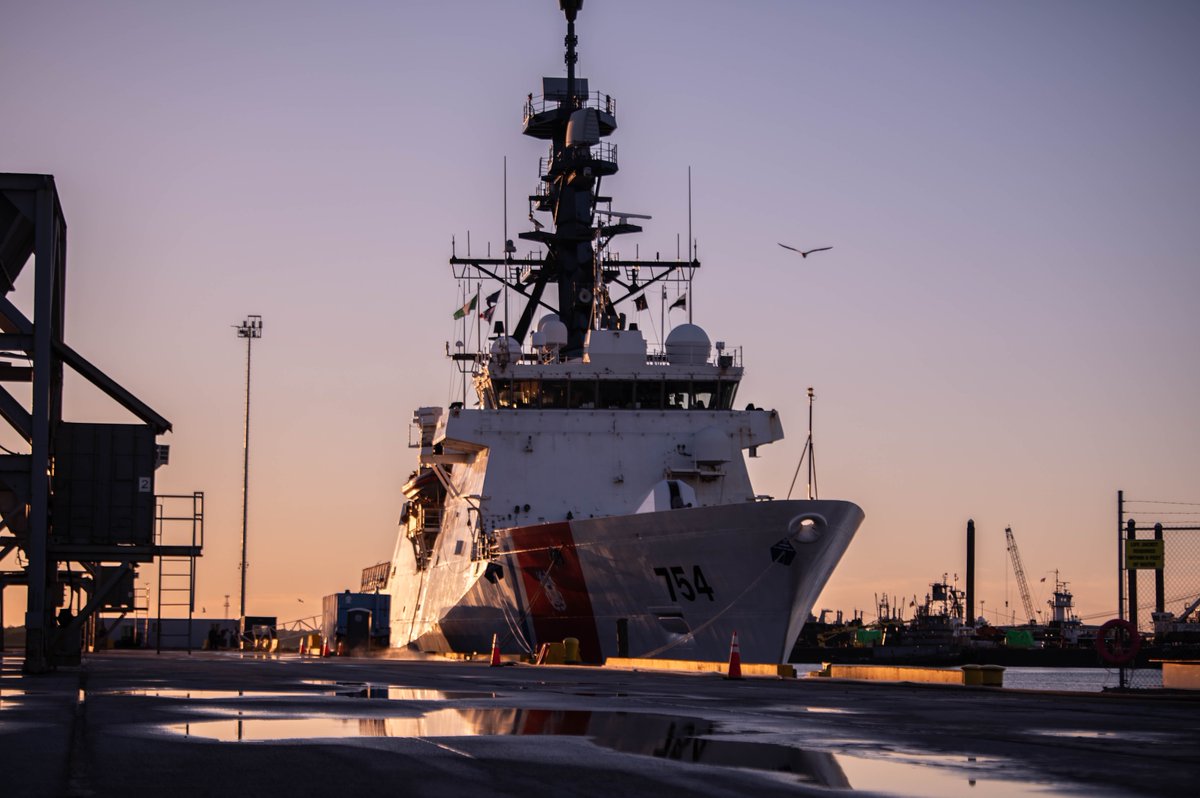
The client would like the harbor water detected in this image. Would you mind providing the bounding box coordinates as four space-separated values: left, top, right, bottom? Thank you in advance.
796 664 1164 691
1001 666 1162 692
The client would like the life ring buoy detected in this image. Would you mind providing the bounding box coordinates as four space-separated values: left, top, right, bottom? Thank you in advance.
1095 618 1141 666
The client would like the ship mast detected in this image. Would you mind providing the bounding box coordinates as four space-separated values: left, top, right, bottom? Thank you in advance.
516 0 627 357
448 0 699 360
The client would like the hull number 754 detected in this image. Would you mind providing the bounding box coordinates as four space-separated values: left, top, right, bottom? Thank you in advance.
653 566 715 602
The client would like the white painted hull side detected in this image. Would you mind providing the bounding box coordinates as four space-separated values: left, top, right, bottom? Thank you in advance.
389 499 862 663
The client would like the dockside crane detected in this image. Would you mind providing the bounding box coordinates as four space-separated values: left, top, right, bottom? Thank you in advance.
1006 526 1038 625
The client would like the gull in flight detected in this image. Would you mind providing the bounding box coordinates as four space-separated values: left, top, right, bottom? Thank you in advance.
778 243 832 258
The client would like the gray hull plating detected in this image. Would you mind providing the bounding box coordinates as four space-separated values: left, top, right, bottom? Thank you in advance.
411 499 862 663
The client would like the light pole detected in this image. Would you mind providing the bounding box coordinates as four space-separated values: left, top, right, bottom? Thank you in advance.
235 315 262 619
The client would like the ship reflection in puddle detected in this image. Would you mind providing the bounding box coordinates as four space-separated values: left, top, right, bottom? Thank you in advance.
165 708 1059 796
102 685 494 701
304 680 496 701
103 689 317 699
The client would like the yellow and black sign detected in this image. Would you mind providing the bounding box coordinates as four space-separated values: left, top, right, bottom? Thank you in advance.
1125 540 1164 570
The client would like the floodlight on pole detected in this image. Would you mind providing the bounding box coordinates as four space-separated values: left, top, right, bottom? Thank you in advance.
235 315 262 619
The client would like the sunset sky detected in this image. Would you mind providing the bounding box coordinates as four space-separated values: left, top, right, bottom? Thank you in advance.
3 1 1198 630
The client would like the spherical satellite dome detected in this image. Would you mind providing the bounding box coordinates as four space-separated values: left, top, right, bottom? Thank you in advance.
489 336 522 357
533 315 568 348
665 323 711 365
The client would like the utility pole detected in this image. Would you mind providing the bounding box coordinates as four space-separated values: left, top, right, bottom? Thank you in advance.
235 315 262 619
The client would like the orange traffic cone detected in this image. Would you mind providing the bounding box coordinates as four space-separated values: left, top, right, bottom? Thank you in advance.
321 641 329 657
489 633 502 667
725 631 742 680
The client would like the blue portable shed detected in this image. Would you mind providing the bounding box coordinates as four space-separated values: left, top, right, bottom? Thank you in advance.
322 590 391 652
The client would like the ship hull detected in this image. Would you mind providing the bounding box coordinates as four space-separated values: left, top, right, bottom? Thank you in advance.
396 499 863 663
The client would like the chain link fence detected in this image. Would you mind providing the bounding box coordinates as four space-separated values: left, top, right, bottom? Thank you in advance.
1121 503 1200 636
1115 497 1200 689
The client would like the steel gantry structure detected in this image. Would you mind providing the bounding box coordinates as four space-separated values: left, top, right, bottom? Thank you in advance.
0 173 202 673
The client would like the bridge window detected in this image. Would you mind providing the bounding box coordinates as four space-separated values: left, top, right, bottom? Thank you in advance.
693 381 719 410
514 380 539 408
718 380 738 409
567 379 598 409
665 380 693 409
664 379 736 410
599 379 635 409
491 378 511 408
488 376 737 409
635 378 664 409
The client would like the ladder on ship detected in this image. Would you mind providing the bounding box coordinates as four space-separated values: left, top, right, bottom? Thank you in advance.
155 493 204 653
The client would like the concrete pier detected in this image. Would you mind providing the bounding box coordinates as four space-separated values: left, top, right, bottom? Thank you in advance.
812 662 1005 686
1161 660 1200 690
1 651 1197 797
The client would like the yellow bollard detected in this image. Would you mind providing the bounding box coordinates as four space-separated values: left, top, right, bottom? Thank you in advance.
980 665 1005 687
540 642 566 664
961 664 983 686
563 637 580 664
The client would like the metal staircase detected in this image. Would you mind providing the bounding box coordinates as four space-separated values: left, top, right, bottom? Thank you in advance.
154 493 204 653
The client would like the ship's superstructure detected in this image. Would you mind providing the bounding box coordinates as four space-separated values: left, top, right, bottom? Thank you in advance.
383 2 863 663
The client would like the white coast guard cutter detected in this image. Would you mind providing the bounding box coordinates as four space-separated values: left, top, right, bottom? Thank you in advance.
383 2 863 663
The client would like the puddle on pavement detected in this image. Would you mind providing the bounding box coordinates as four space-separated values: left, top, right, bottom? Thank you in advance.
166 708 631 743
97 682 498 703
302 680 496 701
99 684 493 701
162 707 1074 795
101 689 322 699
0 688 27 706
1032 728 1169 744
835 752 1056 798
341 686 496 700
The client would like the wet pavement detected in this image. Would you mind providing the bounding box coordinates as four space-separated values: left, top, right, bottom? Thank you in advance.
1 651 1197 797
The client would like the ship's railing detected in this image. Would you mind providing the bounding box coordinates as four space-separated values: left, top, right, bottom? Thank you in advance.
645 346 743 370
524 90 615 124
538 142 617 181
407 506 443 571
477 345 742 371
422 507 442 531
476 348 743 373
471 525 498 562
589 141 617 169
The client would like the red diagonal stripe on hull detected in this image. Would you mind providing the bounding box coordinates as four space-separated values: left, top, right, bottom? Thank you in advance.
511 521 603 663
